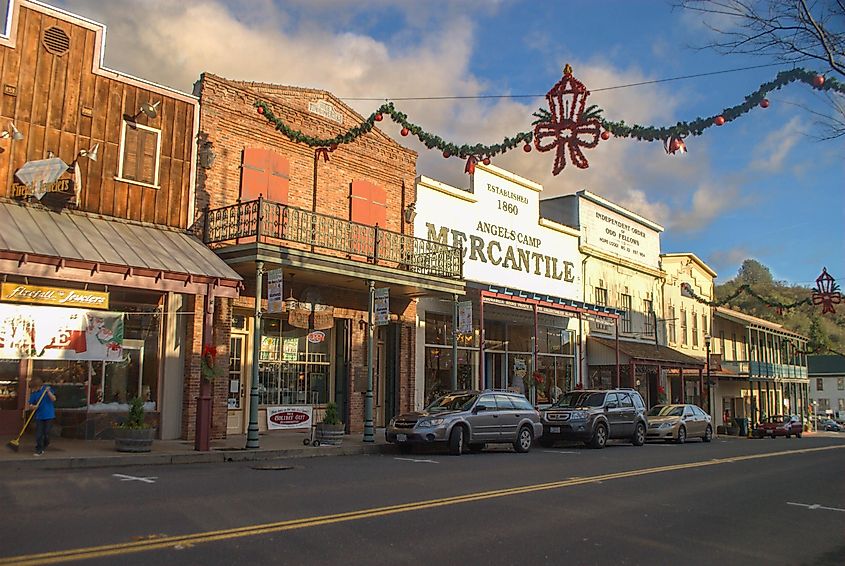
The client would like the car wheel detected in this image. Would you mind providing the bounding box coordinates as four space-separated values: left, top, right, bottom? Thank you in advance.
676 426 686 444
589 423 608 449
514 426 533 453
398 443 413 454
468 443 485 453
703 425 713 443
785 432 791 439
632 422 645 446
538 437 554 448
448 425 465 456
796 431 802 438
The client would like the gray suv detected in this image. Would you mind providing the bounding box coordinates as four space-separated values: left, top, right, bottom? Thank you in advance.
386 390 542 455
539 389 648 449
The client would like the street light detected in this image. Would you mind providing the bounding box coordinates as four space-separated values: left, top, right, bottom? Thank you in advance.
704 334 712 417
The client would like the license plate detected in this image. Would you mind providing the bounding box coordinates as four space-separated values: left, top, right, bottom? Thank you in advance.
396 434 407 442
550 427 561 433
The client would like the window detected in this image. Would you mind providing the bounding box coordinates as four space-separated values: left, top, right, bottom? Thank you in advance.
680 309 688 345
618 393 633 408
350 180 387 227
817 378 824 391
683 406 695 417
732 333 738 360
494 394 516 410
702 315 708 343
668 306 676 344
227 336 243 409
692 311 699 347
643 299 654 335
605 392 619 407
620 294 632 333
838 377 844 391
817 398 830 411
595 287 608 307
692 406 706 417
118 121 161 187
839 399 845 412
240 148 289 203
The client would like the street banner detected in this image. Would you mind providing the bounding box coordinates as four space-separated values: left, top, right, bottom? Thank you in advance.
374 287 389 326
457 301 473 333
0 304 124 361
267 268 284 314
266 405 313 430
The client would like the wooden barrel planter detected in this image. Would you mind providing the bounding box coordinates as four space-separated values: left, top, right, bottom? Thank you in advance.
315 423 344 446
113 428 156 453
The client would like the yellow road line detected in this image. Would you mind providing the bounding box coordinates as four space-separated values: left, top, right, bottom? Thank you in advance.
3 444 842 565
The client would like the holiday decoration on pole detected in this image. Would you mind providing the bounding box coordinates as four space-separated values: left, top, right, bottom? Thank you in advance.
201 344 223 381
253 67 844 176
812 267 842 314
531 64 603 173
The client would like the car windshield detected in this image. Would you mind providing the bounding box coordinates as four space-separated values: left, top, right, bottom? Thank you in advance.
425 393 477 413
554 392 605 408
647 405 684 417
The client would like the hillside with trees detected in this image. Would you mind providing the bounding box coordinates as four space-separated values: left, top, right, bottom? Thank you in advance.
715 260 845 355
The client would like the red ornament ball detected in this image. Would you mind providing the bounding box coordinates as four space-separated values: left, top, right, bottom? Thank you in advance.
482 157 491 166
374 113 383 122
442 150 451 158
257 106 264 114
600 131 611 140
523 143 532 153
813 74 825 87
714 115 726 126
400 127 409 137
760 98 770 109
329 143 338 151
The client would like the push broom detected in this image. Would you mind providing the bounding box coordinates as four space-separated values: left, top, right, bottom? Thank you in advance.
6 386 49 452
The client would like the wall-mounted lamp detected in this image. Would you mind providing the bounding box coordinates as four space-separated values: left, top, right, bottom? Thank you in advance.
404 201 417 223
197 132 215 169
78 143 98 162
0 122 24 141
124 100 160 126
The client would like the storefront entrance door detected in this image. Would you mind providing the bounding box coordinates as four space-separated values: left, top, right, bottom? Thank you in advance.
227 335 246 435
374 328 386 427
484 352 507 390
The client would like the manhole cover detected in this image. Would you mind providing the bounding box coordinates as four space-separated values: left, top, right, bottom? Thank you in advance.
250 464 295 471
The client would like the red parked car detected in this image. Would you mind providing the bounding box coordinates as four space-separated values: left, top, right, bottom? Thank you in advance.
754 415 803 438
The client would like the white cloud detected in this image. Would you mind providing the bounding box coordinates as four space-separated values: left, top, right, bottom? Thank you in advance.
748 116 803 171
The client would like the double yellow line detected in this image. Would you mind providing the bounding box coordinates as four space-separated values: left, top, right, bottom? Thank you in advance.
3 444 843 565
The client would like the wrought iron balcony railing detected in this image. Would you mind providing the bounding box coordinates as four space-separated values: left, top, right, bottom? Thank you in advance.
203 198 463 280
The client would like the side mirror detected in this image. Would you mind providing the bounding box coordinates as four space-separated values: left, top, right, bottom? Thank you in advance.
474 404 488 413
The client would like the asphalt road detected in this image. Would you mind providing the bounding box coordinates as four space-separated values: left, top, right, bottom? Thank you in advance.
1 436 844 566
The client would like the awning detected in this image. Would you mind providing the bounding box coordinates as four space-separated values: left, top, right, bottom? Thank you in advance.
589 336 705 368
0 202 241 297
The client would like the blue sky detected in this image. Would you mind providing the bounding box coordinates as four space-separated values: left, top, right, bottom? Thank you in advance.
56 0 844 287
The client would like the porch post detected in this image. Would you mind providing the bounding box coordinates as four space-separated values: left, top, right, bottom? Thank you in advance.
614 318 620 388
195 285 215 451
699 367 704 408
246 261 264 449
451 294 458 391
363 280 375 442
479 294 485 389
532 303 539 402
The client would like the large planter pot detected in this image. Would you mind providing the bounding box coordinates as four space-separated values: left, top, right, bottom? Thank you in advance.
113 428 156 453
315 423 344 446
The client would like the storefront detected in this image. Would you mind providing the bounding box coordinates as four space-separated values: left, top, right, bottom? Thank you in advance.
415 165 620 407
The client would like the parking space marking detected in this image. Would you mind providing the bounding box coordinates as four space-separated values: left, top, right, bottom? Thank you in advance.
112 474 157 484
541 450 580 454
5 444 843 566
393 457 439 464
786 502 845 513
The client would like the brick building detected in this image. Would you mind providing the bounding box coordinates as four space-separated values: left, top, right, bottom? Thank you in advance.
0 0 240 442
194 74 463 436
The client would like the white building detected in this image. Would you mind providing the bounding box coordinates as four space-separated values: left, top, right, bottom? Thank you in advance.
807 355 845 422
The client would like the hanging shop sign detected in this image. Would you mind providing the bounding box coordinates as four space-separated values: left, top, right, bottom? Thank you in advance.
374 287 390 326
457 301 473 333
0 304 124 361
11 158 77 207
1 283 109 309
416 166 581 300
267 268 284 314
266 405 313 430
288 303 334 330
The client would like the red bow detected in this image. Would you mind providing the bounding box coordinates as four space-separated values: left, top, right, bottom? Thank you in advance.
315 147 331 162
464 155 477 175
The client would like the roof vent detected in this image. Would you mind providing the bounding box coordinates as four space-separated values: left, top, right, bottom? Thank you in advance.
43 27 70 56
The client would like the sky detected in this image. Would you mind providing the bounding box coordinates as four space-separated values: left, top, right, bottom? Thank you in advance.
52 0 845 287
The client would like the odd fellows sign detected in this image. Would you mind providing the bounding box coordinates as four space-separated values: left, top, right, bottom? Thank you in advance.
416 164 581 300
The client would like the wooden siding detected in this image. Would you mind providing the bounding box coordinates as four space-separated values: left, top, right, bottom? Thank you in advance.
0 4 195 229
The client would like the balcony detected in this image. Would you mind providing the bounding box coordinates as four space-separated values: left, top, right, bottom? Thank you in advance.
717 359 808 380
203 198 463 280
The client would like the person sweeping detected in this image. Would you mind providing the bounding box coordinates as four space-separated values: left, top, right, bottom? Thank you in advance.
27 377 56 456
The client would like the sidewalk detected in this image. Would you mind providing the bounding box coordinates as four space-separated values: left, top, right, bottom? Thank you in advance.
1 429 395 471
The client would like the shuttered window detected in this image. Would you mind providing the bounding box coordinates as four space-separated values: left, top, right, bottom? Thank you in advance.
118 121 161 187
240 148 289 203
350 180 387 227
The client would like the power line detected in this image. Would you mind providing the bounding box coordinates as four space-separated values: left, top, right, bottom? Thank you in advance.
339 60 810 102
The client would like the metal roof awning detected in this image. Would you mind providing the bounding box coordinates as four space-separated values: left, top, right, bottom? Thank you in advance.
481 285 623 319
589 336 705 368
0 201 241 297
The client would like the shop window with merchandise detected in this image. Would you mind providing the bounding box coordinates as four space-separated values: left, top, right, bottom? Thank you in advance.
424 311 479 404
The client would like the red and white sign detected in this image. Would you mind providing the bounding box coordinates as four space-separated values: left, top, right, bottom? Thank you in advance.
266 405 313 430
306 331 325 344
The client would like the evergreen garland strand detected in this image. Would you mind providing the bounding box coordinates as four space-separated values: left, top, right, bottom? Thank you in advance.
254 67 843 157
682 283 813 311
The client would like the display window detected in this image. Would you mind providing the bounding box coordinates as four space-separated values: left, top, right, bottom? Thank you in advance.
0 360 21 410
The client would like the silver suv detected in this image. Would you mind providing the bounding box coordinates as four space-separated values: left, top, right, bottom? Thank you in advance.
386 390 542 455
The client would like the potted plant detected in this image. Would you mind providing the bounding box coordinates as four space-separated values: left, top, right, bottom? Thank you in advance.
314 402 344 446
112 397 156 452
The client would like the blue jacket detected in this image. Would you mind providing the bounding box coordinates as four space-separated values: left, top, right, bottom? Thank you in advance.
29 386 56 421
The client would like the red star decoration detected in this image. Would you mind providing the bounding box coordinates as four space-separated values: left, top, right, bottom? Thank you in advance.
533 65 602 174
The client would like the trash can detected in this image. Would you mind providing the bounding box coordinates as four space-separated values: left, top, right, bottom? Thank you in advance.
734 417 749 437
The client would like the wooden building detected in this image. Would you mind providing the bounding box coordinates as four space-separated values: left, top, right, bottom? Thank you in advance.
0 0 240 442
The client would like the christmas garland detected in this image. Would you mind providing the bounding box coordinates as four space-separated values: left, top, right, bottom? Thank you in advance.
681 282 812 311
254 67 843 166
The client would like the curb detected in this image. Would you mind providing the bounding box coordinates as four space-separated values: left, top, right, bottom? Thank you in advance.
1 443 395 471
